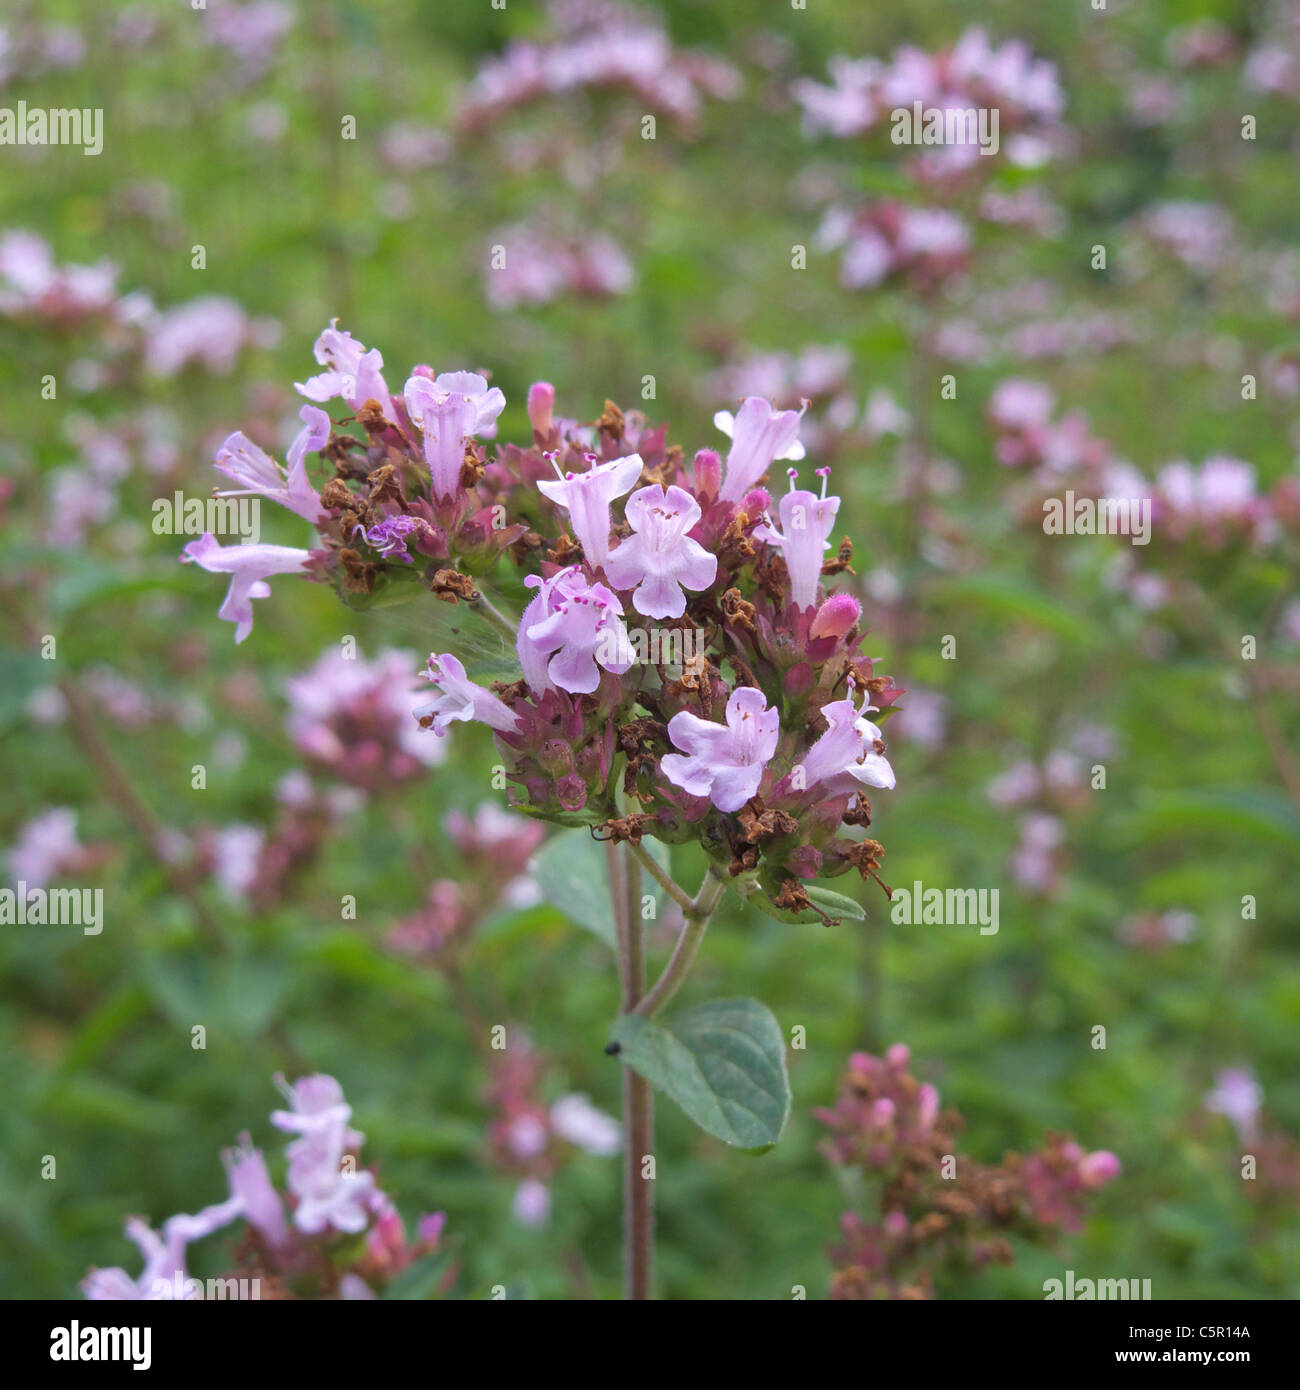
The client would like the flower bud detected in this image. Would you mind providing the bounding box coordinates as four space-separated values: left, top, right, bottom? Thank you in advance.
916 1082 939 1133
811 593 861 640
1079 1149 1121 1188
540 739 573 778
528 381 555 436
555 773 587 812
692 448 721 501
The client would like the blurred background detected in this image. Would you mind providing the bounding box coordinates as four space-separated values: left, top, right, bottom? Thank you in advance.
1 0 1297 1298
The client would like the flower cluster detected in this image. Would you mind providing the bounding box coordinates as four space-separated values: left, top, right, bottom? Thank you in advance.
185 324 904 920
817 201 972 294
5 807 108 891
0 229 275 379
987 378 1113 477
793 27 1066 176
386 803 545 960
0 229 123 328
83 1074 447 1300
202 0 295 85
1116 908 1198 952
1202 1067 1300 1212
455 0 738 137
484 223 633 310
984 732 1111 896
195 773 361 912
284 647 445 795
818 1047 1120 1299
707 345 910 459
0 16 86 90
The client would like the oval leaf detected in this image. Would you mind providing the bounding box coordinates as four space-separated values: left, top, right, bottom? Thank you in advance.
609 997 790 1149
532 830 674 947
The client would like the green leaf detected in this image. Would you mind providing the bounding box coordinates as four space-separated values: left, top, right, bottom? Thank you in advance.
609 997 790 1150
0 650 48 733
806 886 867 922
934 574 1103 646
532 830 674 948
730 874 865 925
1126 789 1300 847
50 560 191 621
140 950 288 1038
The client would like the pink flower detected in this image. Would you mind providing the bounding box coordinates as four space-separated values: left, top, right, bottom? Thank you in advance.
214 414 327 524
512 1178 551 1227
415 653 520 736
714 396 806 503
1205 1067 1262 1143
295 321 391 411
181 533 312 644
810 593 861 640
82 1199 242 1300
550 1094 621 1156
527 381 555 435
603 484 716 618
7 807 86 890
270 1073 377 1236
223 1139 290 1250
1078 1150 1122 1188
536 452 643 569
404 370 507 500
662 686 780 812
792 686 896 794
755 468 841 610
519 567 634 695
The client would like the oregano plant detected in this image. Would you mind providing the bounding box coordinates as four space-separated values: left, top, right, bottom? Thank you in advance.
186 324 901 1297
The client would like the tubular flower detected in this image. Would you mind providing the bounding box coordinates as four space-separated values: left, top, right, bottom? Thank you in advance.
792 683 896 795
415 653 520 736
754 468 841 610
214 410 328 524
536 451 644 568
662 686 781 812
714 395 806 503
603 484 717 618
404 370 507 501
520 567 634 695
180 533 313 644
295 321 390 411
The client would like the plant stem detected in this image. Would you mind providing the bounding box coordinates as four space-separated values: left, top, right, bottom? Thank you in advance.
605 840 630 1000
626 839 694 914
56 675 228 953
633 868 726 1019
609 841 653 1299
623 848 643 1012
469 587 519 645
